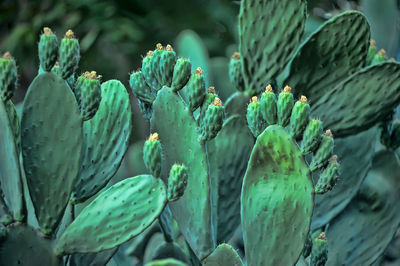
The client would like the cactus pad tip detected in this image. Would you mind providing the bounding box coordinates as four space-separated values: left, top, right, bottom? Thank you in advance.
156 43 163 50
148 132 159 141
325 129 333 138
208 86 216 94
318 232 327 241
265 84 273 93
378 49 386 57
300 95 308 103
43 27 53 35
251 96 258 103
165 44 173 51
370 39 376 46
213 97 222 106
65 29 75 38
232 52 241 60
194 67 203 75
2 51 12 60
283 85 292 93
146 50 153 57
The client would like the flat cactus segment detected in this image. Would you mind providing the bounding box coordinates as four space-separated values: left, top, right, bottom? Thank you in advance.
38 27 58 72
284 11 370 101
312 127 376 230
207 115 254 243
72 80 132 203
224 91 250 118
5 100 21 154
312 62 400 138
56 175 167 255
202 243 243 266
151 87 214 259
0 224 61 266
326 150 400 266
0 99 25 222
241 125 313 266
239 0 306 95
69 247 118 266
21 72 82 234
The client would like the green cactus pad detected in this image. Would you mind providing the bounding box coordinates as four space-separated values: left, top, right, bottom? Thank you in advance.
315 156 339 194
311 233 328 266
0 99 25 222
171 58 191 92
167 164 188 202
69 247 118 266
326 150 400 266
309 131 334 172
0 224 60 266
290 96 310 139
301 119 323 155
0 52 17 101
312 127 376 230
143 133 162 178
184 67 206 112
260 85 277 125
56 174 167 255
75 71 102 121
277 86 295 127
21 72 82 234
366 40 377 65
198 89 217 125
312 62 400 138
71 80 132 203
5 100 21 154
129 71 156 104
151 86 214 259
207 115 254 243
160 45 177 87
246 96 265 138
151 44 165 86
59 30 80 80
202 243 243 266
200 98 224 141
229 52 244 92
241 125 313 266
145 258 187 266
239 0 306 95
284 11 370 101
224 91 250 118
142 50 161 92
38 27 58 72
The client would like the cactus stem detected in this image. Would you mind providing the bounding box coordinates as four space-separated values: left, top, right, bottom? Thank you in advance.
265 84 273 92
299 95 308 103
148 132 159 141
283 85 292 93
208 86 216 94
194 67 203 75
232 52 241 59
43 27 53 35
213 97 222 106
65 29 75 39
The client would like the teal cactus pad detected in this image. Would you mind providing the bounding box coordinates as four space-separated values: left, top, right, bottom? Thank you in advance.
224 92 250 118
151 86 214 259
207 115 254 243
326 150 400 266
0 99 25 222
5 100 21 154
38 27 58 72
312 127 376 230
239 0 306 95
56 174 167 255
69 246 118 266
59 30 80 80
21 73 82 234
312 62 400 138
0 224 60 266
284 11 370 101
145 258 187 266
241 125 313 266
71 80 132 203
202 243 243 266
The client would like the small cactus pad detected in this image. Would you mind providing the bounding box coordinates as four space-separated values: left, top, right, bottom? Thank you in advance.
142 50 161 91
312 62 400 138
246 96 265 138
185 67 206 112
129 71 156 104
0 99 25 222
0 224 60 266
151 87 214 259
326 150 400 265
202 243 243 266
0 52 17 101
315 155 340 194
309 130 334 172
239 0 306 95
75 71 102 121
284 11 370 101
143 133 162 178
229 52 244 92
260 85 277 125
59 30 80 80
171 58 191 92
38 27 58 71
312 127 376 230
159 44 177 87
311 233 328 266
167 164 188 202
277 85 294 127
200 97 225 141
290 96 310 139
56 175 167 255
21 72 82 234
241 125 313 266
207 115 254 243
5 100 21 155
71 80 132 203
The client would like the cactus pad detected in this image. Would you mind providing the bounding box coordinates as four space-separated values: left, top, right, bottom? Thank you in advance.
56 175 167 255
21 72 82 234
241 125 313 266
202 243 243 266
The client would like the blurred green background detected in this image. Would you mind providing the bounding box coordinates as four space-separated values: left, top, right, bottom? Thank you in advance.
1 0 399 140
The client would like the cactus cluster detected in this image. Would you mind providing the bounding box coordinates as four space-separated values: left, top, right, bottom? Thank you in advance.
0 0 400 265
